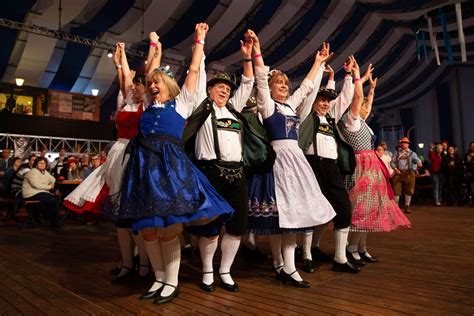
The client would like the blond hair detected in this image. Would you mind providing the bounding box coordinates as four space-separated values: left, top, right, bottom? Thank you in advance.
268 72 290 98
148 70 180 100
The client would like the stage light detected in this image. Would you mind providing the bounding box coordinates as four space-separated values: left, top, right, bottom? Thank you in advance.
418 143 424 149
15 78 24 86
91 89 99 96
107 51 113 58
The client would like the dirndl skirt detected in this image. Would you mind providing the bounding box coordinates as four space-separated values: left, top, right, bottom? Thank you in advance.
64 138 129 214
349 150 411 232
247 140 335 233
118 134 234 233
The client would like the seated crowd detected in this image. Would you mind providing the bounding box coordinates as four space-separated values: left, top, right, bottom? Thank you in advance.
0 147 106 227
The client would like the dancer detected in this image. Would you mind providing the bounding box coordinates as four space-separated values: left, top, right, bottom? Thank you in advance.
64 41 151 283
182 31 255 293
249 30 335 287
340 65 411 264
298 57 364 273
390 137 422 213
118 23 234 305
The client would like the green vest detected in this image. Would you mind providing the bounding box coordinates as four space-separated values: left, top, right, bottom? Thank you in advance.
183 98 275 173
298 112 356 176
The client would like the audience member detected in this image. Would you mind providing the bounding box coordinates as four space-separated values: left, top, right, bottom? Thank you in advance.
51 148 67 177
464 142 474 206
22 157 61 228
442 145 464 206
82 155 101 180
428 143 445 206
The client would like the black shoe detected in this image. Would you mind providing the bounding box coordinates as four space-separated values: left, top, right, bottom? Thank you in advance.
111 266 134 284
311 247 333 262
346 250 366 268
218 272 239 292
241 246 267 261
332 261 361 273
153 284 179 305
302 259 315 273
272 264 283 280
200 271 215 292
280 269 311 288
359 252 379 263
140 280 164 300
110 265 121 275
295 247 303 262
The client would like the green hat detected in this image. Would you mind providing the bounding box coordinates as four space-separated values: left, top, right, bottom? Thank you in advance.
207 72 237 96
316 88 338 101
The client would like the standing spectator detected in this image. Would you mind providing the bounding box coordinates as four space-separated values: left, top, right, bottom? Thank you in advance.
376 144 394 176
464 142 474 206
391 137 422 213
379 141 393 159
443 145 464 206
22 157 61 228
441 141 448 157
428 143 445 206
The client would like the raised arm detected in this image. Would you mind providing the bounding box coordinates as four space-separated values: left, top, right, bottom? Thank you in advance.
118 43 134 99
298 63 325 122
146 32 162 78
349 61 363 118
363 72 377 117
184 23 208 95
229 34 255 112
113 44 125 96
329 56 355 122
288 42 332 112
248 30 274 119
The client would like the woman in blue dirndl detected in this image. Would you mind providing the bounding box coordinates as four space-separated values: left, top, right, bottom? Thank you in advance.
117 23 233 305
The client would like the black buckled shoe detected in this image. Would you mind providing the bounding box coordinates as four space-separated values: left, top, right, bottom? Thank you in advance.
280 269 311 288
332 261 361 274
200 271 215 292
359 252 379 263
272 264 283 280
111 266 134 284
346 251 366 268
218 272 239 292
153 284 179 305
302 259 315 273
140 280 164 300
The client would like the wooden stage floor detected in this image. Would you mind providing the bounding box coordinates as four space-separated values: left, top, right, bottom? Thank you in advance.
0 205 473 315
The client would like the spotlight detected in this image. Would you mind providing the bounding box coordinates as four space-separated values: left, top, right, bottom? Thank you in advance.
91 89 99 96
418 143 424 149
107 50 113 58
144 60 148 65
15 78 24 86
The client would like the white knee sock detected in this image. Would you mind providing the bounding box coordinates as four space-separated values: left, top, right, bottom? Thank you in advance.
334 227 350 264
161 236 181 297
312 224 328 248
404 195 412 206
282 234 302 281
199 237 218 285
116 228 133 277
302 232 313 260
143 239 164 292
269 234 284 271
394 196 400 204
347 232 364 260
219 233 241 285
132 233 149 277
358 232 370 256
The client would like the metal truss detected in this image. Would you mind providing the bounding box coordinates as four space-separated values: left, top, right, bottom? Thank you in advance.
0 133 112 156
0 18 145 58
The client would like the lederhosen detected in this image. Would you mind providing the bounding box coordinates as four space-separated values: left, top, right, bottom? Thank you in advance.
300 112 354 229
183 98 274 236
